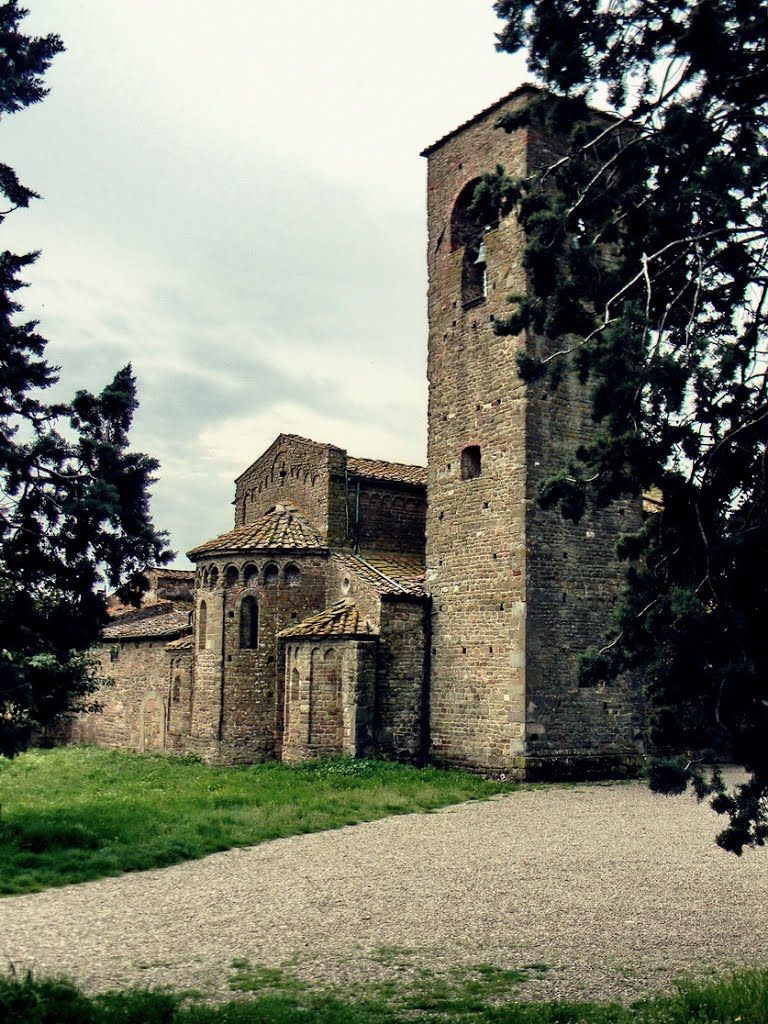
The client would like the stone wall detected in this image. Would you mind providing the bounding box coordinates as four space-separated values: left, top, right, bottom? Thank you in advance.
191 550 329 763
524 377 643 760
282 639 377 761
425 89 533 771
375 597 428 762
519 115 643 768
165 648 195 752
67 641 171 752
424 87 642 774
143 568 195 605
349 481 426 554
327 556 383 627
234 435 348 546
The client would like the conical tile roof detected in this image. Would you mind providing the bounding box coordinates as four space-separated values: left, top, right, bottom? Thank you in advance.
188 505 325 559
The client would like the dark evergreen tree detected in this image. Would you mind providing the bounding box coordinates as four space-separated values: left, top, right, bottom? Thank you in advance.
488 0 768 851
0 2 170 757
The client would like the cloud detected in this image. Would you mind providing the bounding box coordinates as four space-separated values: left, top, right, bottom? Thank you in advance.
2 0 526 567
199 398 425 474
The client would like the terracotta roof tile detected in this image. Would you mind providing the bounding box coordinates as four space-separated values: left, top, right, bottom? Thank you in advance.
279 599 378 639
347 457 426 487
420 84 540 156
166 634 193 651
334 553 426 597
106 600 175 622
151 568 195 581
188 505 325 559
103 608 191 641
643 488 664 513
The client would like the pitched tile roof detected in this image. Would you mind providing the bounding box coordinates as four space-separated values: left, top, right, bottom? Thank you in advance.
420 84 541 156
187 505 325 559
279 599 378 639
102 608 192 641
166 634 193 651
347 457 426 487
150 567 195 582
334 552 426 597
642 488 663 514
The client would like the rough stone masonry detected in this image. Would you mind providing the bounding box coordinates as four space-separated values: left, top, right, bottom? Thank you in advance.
64 86 643 779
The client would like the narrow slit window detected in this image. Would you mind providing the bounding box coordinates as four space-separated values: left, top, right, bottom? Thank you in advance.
240 596 259 649
461 445 482 480
198 600 207 650
290 666 300 702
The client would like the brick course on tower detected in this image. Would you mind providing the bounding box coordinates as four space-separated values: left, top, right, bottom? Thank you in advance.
61 87 643 779
423 86 642 776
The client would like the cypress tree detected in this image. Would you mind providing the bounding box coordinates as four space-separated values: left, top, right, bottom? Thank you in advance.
490 0 768 852
0 3 170 756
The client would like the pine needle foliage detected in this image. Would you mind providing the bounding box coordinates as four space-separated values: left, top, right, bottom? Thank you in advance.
0 3 170 757
491 0 768 851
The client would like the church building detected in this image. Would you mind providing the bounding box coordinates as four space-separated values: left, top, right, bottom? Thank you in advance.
69 87 644 778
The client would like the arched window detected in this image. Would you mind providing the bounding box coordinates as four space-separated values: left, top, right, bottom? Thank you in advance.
208 565 219 589
243 563 258 586
451 179 499 306
240 595 259 649
198 600 208 650
224 565 239 587
284 564 301 587
264 563 279 587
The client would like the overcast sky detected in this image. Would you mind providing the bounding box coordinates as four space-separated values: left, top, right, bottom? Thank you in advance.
3 1 526 567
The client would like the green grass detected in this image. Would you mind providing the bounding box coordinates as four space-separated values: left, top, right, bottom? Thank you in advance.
0 746 508 895
0 967 766 1024
223 958 552 1017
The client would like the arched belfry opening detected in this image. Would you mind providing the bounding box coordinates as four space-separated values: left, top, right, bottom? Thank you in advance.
450 179 499 306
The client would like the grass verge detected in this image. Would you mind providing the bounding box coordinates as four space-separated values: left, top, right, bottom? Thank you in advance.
0 967 766 1024
0 746 508 895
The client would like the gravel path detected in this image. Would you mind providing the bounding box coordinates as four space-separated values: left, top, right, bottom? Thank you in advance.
3 780 767 1005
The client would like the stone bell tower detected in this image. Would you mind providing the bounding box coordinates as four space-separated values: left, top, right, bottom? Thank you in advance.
422 86 643 778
